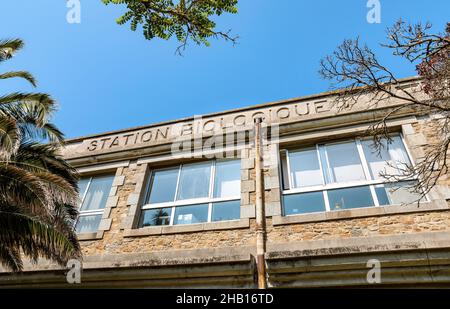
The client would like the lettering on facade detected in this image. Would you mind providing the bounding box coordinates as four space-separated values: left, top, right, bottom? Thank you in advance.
83 100 332 153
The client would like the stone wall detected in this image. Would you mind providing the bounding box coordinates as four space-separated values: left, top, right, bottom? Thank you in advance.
77 113 450 257
265 113 450 245
80 163 257 256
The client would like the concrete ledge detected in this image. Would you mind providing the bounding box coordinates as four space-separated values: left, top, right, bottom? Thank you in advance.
0 245 255 273
272 200 450 226
77 232 103 241
0 246 257 288
266 231 450 259
76 160 130 174
123 218 250 237
265 231 450 288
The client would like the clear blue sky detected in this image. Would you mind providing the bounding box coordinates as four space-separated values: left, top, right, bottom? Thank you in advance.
1 0 448 138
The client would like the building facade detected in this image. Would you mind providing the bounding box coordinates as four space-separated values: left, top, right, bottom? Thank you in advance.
1 78 450 288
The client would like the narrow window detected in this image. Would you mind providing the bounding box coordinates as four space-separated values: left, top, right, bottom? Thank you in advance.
76 174 114 233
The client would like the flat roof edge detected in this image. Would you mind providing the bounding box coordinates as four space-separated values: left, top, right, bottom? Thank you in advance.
66 76 420 143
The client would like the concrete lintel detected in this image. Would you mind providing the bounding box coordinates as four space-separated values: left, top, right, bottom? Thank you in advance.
76 160 130 174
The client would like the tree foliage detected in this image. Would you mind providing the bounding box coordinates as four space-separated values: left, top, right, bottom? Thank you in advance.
102 0 238 54
0 39 81 271
319 20 450 201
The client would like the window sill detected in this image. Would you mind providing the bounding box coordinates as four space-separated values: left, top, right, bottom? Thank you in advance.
272 200 450 226
123 218 250 237
77 231 104 241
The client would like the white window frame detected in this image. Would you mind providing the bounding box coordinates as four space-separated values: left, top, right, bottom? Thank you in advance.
76 175 113 233
140 159 241 227
281 134 424 215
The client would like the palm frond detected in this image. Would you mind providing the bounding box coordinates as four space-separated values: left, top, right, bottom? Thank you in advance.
0 93 56 113
0 115 20 158
0 37 82 272
0 163 52 216
15 142 79 187
0 244 22 272
0 206 81 271
0 71 37 87
0 39 24 62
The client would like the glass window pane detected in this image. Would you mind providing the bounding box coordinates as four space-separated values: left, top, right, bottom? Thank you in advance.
212 200 240 222
280 152 290 190
80 175 114 211
214 160 241 198
174 204 209 225
362 136 411 180
375 181 421 205
75 215 102 233
140 208 172 227
328 186 374 210
77 178 90 200
177 162 211 200
289 148 323 188
374 185 390 206
324 142 366 183
283 191 326 215
148 168 179 204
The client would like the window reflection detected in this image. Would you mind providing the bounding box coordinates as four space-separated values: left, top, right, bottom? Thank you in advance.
140 208 172 227
214 160 241 198
75 215 102 234
375 181 421 205
80 175 114 211
177 163 211 200
328 186 374 210
323 142 366 183
174 204 209 225
148 169 178 204
289 148 323 188
212 200 240 221
362 136 411 180
283 191 326 215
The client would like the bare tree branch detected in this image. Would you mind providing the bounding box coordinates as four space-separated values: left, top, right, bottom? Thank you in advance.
319 20 450 203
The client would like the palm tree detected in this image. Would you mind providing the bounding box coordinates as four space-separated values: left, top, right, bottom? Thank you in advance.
0 39 81 271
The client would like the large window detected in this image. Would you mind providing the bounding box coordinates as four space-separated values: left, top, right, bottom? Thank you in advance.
139 159 241 227
281 135 421 216
76 174 114 233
